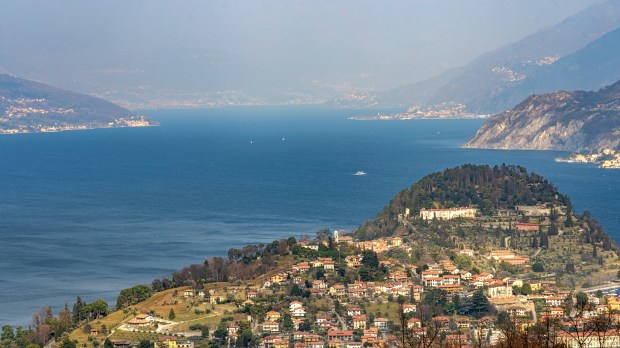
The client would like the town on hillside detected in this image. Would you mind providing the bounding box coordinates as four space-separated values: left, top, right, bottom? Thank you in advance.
3 200 620 348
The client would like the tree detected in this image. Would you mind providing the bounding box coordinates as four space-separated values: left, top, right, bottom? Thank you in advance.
60 337 76 348
72 296 85 323
138 340 153 348
361 250 379 269
532 262 544 273
564 212 574 227
282 313 294 332
521 283 532 295
1 326 14 341
116 285 152 309
290 284 302 297
547 222 558 236
565 262 576 274
104 339 114 348
168 308 176 320
470 290 491 318
575 292 589 310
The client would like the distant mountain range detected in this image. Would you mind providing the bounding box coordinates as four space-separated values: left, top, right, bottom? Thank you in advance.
463 80 620 152
358 0 620 114
0 74 157 134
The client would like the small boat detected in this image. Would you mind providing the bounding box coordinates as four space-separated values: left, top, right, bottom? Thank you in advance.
354 171 367 176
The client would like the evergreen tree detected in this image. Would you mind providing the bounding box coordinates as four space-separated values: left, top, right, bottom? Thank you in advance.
564 212 574 227
104 339 114 348
138 341 153 348
470 290 491 318
168 308 176 320
548 222 558 236
72 296 84 323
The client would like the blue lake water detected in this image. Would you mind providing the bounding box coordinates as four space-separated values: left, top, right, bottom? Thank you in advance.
1 106 619 326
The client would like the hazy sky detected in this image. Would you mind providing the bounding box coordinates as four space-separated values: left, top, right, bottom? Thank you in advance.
0 0 604 102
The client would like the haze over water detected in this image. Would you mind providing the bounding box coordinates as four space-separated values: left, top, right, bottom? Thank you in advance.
1 106 619 326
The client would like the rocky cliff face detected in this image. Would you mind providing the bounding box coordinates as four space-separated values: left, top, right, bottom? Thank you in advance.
463 81 620 152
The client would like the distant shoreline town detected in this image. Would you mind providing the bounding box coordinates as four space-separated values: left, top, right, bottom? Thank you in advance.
349 104 488 121
555 148 620 169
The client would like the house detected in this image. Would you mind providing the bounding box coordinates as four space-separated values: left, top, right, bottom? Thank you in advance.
545 296 564 307
459 270 472 280
155 337 178 348
126 319 149 328
290 301 304 311
270 273 287 284
347 307 363 317
292 307 307 318
459 249 474 257
345 255 362 268
183 290 194 297
507 306 528 317
313 280 328 290
227 323 239 335
323 261 336 271
558 330 620 348
352 315 367 330
135 314 154 321
389 271 408 282
419 207 476 220
327 330 354 341
177 341 193 348
486 281 512 299
442 275 460 285
548 307 565 318
412 285 424 302
373 318 389 331
420 270 441 281
330 285 346 297
266 311 281 321
262 322 280 333
406 318 421 329
423 277 443 288
402 304 417 314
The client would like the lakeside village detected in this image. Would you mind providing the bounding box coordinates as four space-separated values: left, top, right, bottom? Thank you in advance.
6 206 620 348
348 103 488 121
556 148 620 169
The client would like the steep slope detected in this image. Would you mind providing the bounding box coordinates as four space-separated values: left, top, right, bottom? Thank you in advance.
463 80 620 151
0 74 156 134
376 0 620 113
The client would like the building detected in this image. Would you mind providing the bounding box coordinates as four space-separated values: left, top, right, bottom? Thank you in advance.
419 207 476 220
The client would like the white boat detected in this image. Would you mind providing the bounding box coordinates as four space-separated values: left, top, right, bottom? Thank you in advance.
354 171 367 176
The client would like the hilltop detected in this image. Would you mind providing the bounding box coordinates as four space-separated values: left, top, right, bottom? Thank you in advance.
0 74 157 134
463 80 620 152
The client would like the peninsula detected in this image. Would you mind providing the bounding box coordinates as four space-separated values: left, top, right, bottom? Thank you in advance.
0 74 157 134
4 165 620 348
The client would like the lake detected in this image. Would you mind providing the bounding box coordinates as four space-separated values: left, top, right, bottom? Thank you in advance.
1 106 618 326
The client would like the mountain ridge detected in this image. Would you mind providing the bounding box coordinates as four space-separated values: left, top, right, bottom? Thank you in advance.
369 0 620 113
463 80 620 151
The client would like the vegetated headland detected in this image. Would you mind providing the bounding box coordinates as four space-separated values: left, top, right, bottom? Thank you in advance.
4 164 620 348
